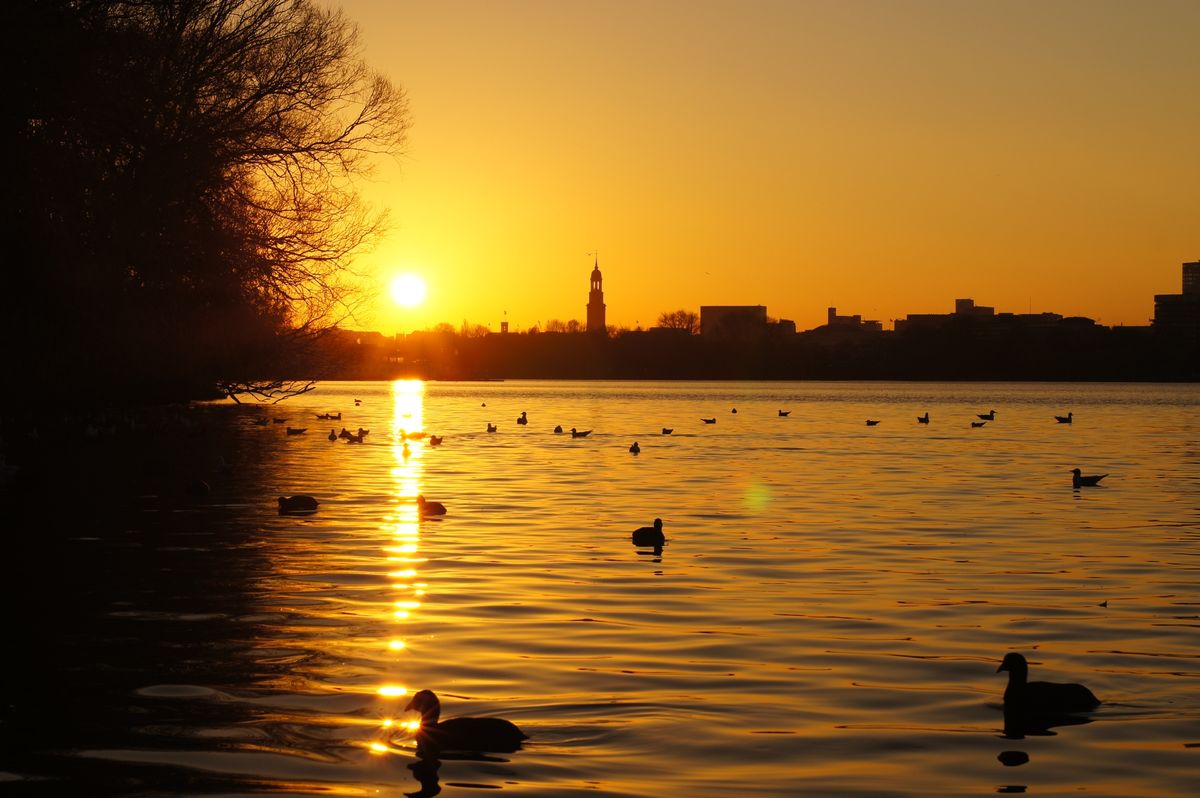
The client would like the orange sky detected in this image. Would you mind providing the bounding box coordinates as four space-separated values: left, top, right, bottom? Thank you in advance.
333 0 1200 334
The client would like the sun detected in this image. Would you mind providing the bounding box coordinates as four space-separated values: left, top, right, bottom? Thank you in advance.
389 273 427 307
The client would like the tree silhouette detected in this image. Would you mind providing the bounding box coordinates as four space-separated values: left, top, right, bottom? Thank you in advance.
656 309 700 334
7 0 408 401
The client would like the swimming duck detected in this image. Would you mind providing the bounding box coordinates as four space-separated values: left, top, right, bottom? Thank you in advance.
404 689 527 754
346 431 364 443
554 425 563 434
570 428 592 438
273 418 286 424
917 412 929 424
661 428 673 435
328 429 337 441
778 410 790 417
701 418 716 424
278 495 319 514
997 652 1100 713
971 421 987 428
338 427 352 439
632 518 665 548
731 408 737 414
629 442 640 454
354 399 362 406
254 418 270 426
285 427 307 435
429 435 443 446
417 495 446 516
1055 412 1073 424
486 423 497 433
357 427 370 437
1071 468 1107 488
517 411 528 425
978 410 996 421
865 419 880 426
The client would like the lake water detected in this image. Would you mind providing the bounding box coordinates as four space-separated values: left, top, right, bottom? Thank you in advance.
3 380 1199 797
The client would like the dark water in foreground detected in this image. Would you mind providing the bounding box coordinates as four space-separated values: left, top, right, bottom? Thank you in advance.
3 380 1199 797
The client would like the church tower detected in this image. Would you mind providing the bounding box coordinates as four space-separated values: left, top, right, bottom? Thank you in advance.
586 256 606 333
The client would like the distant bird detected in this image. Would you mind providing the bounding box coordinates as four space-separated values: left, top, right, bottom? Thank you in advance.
778 410 790 417
917 412 929 424
273 418 286 424
1055 412 1073 424
286 427 307 435
632 518 665 548
328 429 337 441
997 652 1100 714
357 427 370 437
1071 468 1107 488
487 423 497 433
417 495 446 516
629 442 640 454
278 495 319 514
971 421 987 428
701 418 716 424
661 427 673 435
346 432 364 443
517 411 528 425
354 399 362 406
554 425 563 434
404 689 526 754
571 428 592 438
731 408 737 414
338 427 352 439
481 402 486 407
254 418 270 426
865 419 880 426
429 435 443 446
978 410 997 421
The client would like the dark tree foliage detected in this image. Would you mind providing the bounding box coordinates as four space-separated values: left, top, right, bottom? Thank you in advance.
655 309 700 334
6 0 408 402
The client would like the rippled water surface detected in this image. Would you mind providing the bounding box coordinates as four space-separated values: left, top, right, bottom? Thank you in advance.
4 381 1200 797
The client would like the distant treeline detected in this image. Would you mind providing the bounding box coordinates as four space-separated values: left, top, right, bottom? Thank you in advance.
310 322 1199 382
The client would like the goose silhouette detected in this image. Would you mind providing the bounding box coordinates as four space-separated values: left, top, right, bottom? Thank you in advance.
417 495 446 515
632 518 665 549
570 428 592 438
778 410 790 417
278 495 319 514
1055 412 1073 424
997 652 1100 714
1071 468 1107 488
404 689 527 754
917 412 929 424
978 410 996 421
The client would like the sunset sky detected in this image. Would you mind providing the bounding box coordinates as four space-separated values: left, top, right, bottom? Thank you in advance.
335 0 1200 335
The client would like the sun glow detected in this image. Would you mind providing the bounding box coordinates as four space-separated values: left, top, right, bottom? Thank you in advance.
389 273 427 307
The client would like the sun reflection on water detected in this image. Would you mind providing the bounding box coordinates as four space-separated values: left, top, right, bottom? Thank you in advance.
375 379 427 745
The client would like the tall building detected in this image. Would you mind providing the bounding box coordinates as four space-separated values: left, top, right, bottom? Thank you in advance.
1153 260 1200 344
586 257 606 333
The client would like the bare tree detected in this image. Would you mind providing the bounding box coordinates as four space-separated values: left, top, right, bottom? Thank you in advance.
656 309 701 334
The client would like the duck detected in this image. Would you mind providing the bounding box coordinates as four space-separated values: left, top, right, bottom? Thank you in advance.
328 429 337 441
517 411 528 425
403 689 526 754
629 442 640 454
354 399 362 406
278 495 319 514
486 423 497 433
917 412 929 424
865 419 880 426
570 428 592 438
273 418 286 424
778 410 790 417
731 408 737 414
429 435 443 446
997 652 1100 713
417 495 446 516
978 410 996 421
254 417 270 426
701 418 716 424
554 425 563 434
285 427 307 435
661 427 673 435
338 427 352 439
632 518 665 548
1055 412 1073 424
1071 468 1107 488
357 427 370 437
971 421 987 428
346 432 364 444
